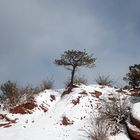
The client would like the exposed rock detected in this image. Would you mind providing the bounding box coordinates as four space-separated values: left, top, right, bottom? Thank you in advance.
131 114 140 129
95 90 102 98
127 125 140 140
10 102 37 114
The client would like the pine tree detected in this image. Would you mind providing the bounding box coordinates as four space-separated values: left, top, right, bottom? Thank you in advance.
123 64 140 88
54 49 96 89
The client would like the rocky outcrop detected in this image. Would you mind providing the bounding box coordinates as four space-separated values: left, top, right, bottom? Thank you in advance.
131 115 140 129
0 114 17 128
127 121 140 140
127 103 140 140
10 102 37 114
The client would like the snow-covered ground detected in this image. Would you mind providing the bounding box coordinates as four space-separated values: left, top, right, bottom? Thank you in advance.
0 84 132 140
132 102 140 122
126 101 140 139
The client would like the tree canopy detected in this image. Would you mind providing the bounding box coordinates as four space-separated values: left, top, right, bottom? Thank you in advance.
55 49 96 68
123 64 140 88
54 49 96 88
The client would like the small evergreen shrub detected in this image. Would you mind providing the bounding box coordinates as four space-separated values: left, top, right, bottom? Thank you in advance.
123 64 140 89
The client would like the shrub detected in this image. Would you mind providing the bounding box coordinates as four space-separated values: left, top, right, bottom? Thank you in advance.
100 94 130 124
0 79 54 110
20 84 38 103
0 81 37 110
123 64 140 89
98 94 131 135
39 79 54 91
0 81 21 108
95 75 114 86
65 75 88 88
87 117 109 140
74 75 88 85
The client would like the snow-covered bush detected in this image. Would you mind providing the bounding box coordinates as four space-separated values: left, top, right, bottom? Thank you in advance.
88 118 109 140
98 94 131 135
20 84 38 103
100 94 130 124
0 81 22 108
0 81 36 109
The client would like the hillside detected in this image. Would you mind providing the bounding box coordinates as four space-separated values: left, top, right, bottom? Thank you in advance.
0 84 135 140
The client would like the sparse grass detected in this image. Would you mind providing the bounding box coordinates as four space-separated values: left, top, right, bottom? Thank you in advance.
95 75 114 86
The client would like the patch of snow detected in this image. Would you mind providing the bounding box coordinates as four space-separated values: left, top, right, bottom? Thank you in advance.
109 133 130 140
127 120 140 132
132 102 140 122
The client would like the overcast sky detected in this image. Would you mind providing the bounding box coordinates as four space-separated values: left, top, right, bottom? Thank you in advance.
0 0 140 88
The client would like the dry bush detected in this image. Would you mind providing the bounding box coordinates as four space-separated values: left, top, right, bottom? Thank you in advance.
20 84 38 103
74 75 88 85
95 75 114 86
0 81 22 108
87 118 109 140
65 75 87 88
87 95 130 139
100 95 130 124
98 94 131 135
39 79 54 91
0 81 37 110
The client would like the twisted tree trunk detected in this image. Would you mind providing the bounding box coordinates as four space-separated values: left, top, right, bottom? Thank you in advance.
69 66 76 88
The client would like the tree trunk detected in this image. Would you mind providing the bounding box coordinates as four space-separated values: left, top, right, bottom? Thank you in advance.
69 66 76 88
62 66 76 97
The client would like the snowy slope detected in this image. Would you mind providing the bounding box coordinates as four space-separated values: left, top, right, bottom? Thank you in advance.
0 84 130 140
132 102 140 122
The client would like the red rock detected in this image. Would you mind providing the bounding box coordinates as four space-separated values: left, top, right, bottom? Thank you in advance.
131 115 140 129
128 126 140 140
95 90 102 98
50 95 56 102
10 102 37 114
